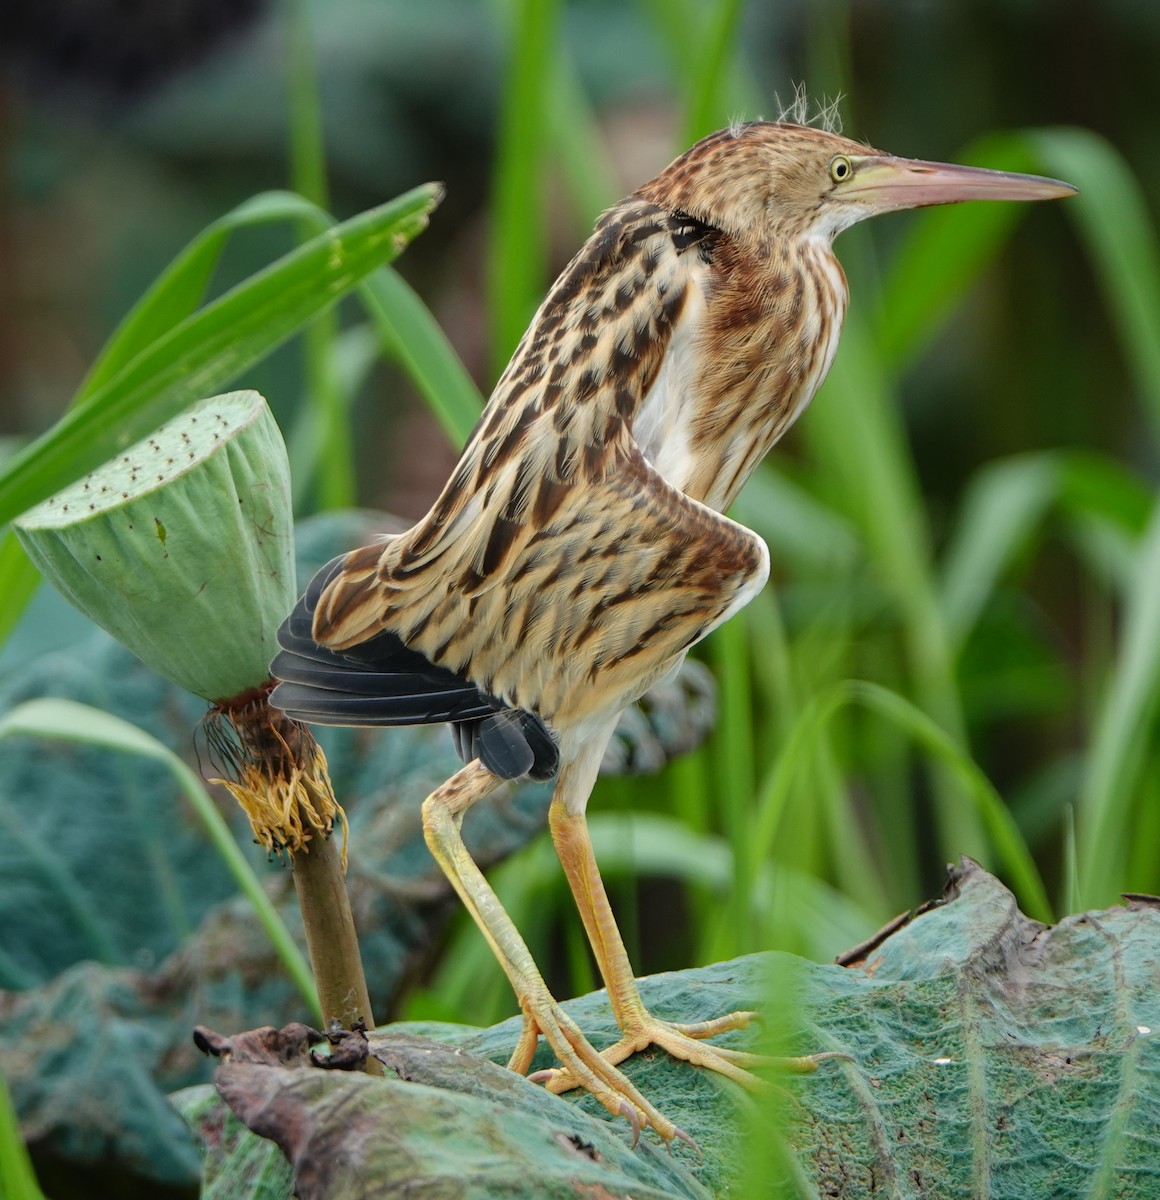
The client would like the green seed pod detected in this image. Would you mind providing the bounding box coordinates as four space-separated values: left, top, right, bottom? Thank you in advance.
15 390 295 702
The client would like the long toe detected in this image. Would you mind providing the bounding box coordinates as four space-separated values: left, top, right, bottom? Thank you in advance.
517 995 693 1145
541 1011 846 1097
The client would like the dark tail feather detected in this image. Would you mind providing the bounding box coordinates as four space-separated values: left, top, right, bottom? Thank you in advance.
269 555 558 780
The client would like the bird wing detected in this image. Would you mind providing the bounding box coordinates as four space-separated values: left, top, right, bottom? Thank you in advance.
271 552 560 780
293 443 767 737
271 193 753 768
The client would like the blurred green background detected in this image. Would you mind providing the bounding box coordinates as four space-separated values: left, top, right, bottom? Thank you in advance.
2 0 1159 1076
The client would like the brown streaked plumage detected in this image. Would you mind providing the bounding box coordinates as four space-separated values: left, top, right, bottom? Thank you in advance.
272 120 1074 1142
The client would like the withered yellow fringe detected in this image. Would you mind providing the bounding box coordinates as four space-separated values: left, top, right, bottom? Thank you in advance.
202 685 348 868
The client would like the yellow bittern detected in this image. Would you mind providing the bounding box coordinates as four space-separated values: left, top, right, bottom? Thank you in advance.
271 120 1074 1142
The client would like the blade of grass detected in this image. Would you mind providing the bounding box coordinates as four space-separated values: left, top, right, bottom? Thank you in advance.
737 467 861 575
546 46 621 231
1076 500 1160 907
939 453 1061 651
0 191 342 647
1061 805 1079 918
77 190 331 400
1123 758 1160 896
805 313 986 861
752 679 1052 924
939 449 1152 666
286 325 381 508
742 584 894 915
1028 128 1160 445
0 183 441 530
0 1070 47 1200
285 0 328 212
0 540 40 651
1057 452 1154 538
361 267 484 448
710 614 758 955
285 0 351 510
636 0 761 137
682 0 747 144
886 127 1160 445
487 0 559 376
875 133 1045 369
0 698 320 1019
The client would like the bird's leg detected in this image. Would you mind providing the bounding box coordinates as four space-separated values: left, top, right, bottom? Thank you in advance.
542 785 836 1095
421 759 693 1144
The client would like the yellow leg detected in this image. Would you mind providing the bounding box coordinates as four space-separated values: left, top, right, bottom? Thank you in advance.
421 760 693 1145
543 786 840 1095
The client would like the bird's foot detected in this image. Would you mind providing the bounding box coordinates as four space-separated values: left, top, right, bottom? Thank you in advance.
507 994 697 1148
532 1006 843 1100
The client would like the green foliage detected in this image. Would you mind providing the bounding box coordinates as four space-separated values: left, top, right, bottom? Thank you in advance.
487 0 561 376
422 15 1160 1024
0 697 317 1013
182 866 1160 1199
0 187 440 531
0 1072 46 1200
2 0 1159 1193
0 512 711 1186
0 186 442 650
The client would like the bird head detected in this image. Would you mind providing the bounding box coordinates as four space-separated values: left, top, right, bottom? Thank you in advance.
641 121 1076 244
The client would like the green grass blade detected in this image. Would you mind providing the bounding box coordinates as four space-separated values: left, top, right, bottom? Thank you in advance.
78 191 331 401
546 47 620 230
1124 759 1160 896
1029 128 1160 444
0 698 320 1018
937 449 1151 663
0 539 39 647
1077 501 1160 906
636 0 760 139
682 0 747 144
284 0 351 510
887 126 1160 447
805 313 986 860
487 0 559 376
360 267 484 448
635 0 697 92
0 1069 46 1200
1062 805 1079 918
753 679 1052 923
710 613 758 954
0 184 441 530
1057 452 1154 539
0 190 345 647
285 0 329 213
939 453 1061 650
737 467 861 574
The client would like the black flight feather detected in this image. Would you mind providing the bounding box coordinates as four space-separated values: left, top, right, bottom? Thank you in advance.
269 554 559 781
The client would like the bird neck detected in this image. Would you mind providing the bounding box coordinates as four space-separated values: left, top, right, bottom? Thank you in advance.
637 234 849 513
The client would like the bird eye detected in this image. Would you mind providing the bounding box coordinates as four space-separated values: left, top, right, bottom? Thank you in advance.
829 156 852 183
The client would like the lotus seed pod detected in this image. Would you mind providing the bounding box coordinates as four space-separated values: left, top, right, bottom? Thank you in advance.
15 391 296 702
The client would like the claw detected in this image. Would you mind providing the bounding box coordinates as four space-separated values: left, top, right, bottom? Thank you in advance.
619 1100 641 1149
673 1124 699 1155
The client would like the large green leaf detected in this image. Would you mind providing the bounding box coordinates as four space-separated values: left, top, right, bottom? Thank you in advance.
187 862 1160 1199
